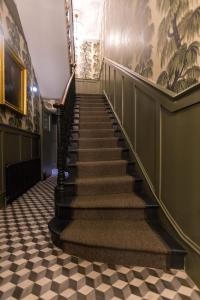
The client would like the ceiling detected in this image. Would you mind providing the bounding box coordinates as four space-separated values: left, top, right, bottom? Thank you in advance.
15 0 70 99
73 0 104 41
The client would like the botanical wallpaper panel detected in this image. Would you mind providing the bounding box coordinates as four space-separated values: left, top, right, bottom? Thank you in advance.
103 0 200 93
0 0 41 132
75 40 101 80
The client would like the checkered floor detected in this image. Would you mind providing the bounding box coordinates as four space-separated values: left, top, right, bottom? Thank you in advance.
0 177 200 300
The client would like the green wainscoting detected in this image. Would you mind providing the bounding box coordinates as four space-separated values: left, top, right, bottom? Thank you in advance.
102 58 200 287
0 124 40 207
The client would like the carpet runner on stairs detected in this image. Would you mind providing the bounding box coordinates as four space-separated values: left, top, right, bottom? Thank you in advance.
49 94 186 270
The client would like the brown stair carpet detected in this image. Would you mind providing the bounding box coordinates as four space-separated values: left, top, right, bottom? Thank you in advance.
50 95 185 270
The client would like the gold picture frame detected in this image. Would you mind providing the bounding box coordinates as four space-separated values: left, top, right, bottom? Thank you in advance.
0 34 27 115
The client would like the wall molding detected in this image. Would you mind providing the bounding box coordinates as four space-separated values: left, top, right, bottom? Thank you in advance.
104 89 200 257
0 123 40 137
104 58 200 112
0 123 40 206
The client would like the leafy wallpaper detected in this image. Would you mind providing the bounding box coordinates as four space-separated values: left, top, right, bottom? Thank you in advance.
0 0 40 132
75 40 101 80
156 0 200 93
103 0 200 93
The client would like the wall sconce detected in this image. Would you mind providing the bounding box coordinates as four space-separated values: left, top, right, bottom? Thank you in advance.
30 86 38 93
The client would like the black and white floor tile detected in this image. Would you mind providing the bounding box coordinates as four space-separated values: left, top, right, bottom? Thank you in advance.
0 177 200 299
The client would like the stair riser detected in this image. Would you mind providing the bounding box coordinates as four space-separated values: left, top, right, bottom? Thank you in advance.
74 108 109 112
76 97 104 101
68 150 122 162
76 111 112 118
77 106 109 110
76 99 107 105
68 149 129 163
76 107 108 112
68 163 127 178
78 117 113 123
70 139 122 149
77 112 111 117
74 130 121 138
61 242 175 270
64 179 134 196
75 123 114 130
56 206 148 220
74 103 110 109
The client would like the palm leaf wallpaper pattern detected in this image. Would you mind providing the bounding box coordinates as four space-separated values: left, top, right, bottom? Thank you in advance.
134 0 154 79
103 0 200 93
157 0 200 93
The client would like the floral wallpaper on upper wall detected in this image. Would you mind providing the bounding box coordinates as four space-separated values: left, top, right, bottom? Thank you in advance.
103 0 200 93
75 40 101 80
0 0 41 133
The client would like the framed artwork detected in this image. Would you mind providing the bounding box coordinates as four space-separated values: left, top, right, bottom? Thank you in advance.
0 34 27 115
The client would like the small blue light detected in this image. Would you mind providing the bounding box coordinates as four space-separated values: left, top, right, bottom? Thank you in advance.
51 169 69 178
31 86 38 93
51 169 58 176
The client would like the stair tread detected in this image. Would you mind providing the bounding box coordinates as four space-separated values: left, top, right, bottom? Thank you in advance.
76 129 116 133
60 219 170 254
66 175 134 185
70 147 124 153
78 122 114 125
68 159 127 167
72 137 119 142
56 193 150 209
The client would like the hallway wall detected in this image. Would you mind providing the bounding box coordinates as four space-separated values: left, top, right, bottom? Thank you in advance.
103 57 200 288
0 0 41 207
102 0 200 94
101 0 200 287
15 0 70 99
0 0 41 132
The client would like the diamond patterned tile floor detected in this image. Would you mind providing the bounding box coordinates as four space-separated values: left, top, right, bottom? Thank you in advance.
0 177 200 300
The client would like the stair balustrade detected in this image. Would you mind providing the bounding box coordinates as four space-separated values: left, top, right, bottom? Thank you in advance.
54 65 76 202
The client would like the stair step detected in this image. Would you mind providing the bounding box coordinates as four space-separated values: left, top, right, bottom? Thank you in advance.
75 129 118 138
79 107 107 111
75 103 107 108
77 111 110 117
58 193 147 208
56 219 185 269
76 94 104 99
77 122 114 130
55 193 158 220
71 137 120 149
68 147 128 162
79 116 112 123
76 98 104 102
68 160 128 177
64 175 135 196
76 102 106 107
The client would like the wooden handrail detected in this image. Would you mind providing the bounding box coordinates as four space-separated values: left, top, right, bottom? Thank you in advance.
104 58 200 100
54 64 76 108
104 58 200 112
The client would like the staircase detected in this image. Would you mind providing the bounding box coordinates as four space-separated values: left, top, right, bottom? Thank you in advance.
49 94 186 269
